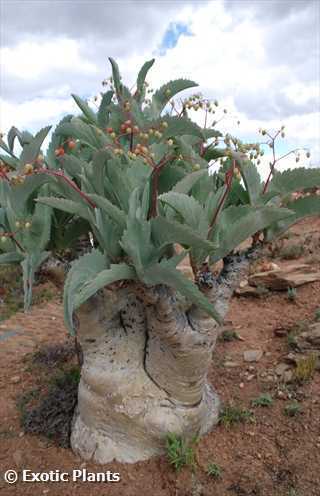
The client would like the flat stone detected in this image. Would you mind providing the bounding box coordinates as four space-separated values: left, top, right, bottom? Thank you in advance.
243 349 263 362
10 376 21 384
275 363 291 376
283 370 293 383
224 361 240 368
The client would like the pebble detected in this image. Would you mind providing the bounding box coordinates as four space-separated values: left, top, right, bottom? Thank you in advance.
239 382 244 388
277 391 286 399
283 370 293 383
274 327 288 337
10 376 21 384
275 363 290 376
246 374 255 381
224 361 240 368
243 350 263 362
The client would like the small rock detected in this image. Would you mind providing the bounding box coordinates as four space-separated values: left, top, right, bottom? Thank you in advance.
239 382 245 388
274 327 288 337
275 363 291 376
246 374 255 381
19 432 24 438
239 279 248 288
277 390 286 399
243 349 263 363
248 365 255 372
10 376 20 384
284 353 298 365
263 375 275 382
283 370 293 383
224 361 240 368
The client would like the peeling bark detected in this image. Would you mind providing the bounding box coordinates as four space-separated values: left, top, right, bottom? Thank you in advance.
71 249 257 464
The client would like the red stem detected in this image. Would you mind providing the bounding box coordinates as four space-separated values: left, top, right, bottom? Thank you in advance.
148 154 174 219
36 169 96 209
208 159 235 237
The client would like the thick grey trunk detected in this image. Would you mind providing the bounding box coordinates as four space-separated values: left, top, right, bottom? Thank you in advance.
71 251 255 463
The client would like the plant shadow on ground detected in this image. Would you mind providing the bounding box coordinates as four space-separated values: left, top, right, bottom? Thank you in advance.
17 342 80 448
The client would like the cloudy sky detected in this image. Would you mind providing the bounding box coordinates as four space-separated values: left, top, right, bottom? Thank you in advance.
0 0 319 177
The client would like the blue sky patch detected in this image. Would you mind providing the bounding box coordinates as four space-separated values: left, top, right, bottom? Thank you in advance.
157 22 192 55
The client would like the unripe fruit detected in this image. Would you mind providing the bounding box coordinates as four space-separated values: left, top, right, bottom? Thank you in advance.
55 147 65 157
1 236 7 243
161 121 168 128
15 221 21 228
126 127 132 134
165 89 171 96
25 222 31 229
193 164 201 171
68 140 76 149
23 163 33 175
110 132 116 139
167 139 174 146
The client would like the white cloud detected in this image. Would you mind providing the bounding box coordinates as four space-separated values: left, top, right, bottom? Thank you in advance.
1 38 98 80
0 97 77 132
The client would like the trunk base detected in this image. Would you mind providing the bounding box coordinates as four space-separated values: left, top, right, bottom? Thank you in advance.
71 382 220 464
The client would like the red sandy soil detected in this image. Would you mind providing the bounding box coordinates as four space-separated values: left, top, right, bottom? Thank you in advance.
0 219 319 496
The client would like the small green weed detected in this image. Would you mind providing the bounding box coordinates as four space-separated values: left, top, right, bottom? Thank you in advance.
284 401 302 417
251 393 273 408
315 308 320 321
220 329 240 342
207 462 222 479
219 405 254 427
287 287 297 301
165 433 197 472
